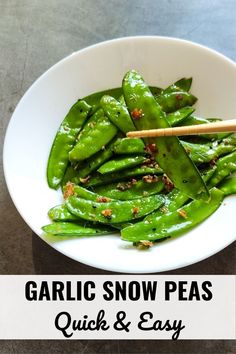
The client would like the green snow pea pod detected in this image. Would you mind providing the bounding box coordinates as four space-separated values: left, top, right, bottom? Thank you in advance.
166 107 195 126
181 137 236 164
94 179 164 200
97 155 146 174
69 109 117 162
83 88 122 106
66 194 164 224
150 86 163 96
163 77 193 94
70 184 99 201
123 70 208 200
64 184 116 201
156 91 197 113
48 204 79 221
208 151 236 188
42 222 113 236
49 185 117 222
113 138 145 155
119 85 162 107
61 164 78 187
47 99 91 189
100 95 136 133
84 165 163 187
121 188 223 242
118 95 126 105
145 167 215 221
83 87 123 115
218 177 236 196
74 136 118 179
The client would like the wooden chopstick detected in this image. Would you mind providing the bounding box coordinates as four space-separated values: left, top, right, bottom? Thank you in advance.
126 119 236 138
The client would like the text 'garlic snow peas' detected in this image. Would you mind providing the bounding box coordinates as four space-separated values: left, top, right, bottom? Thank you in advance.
123 70 209 200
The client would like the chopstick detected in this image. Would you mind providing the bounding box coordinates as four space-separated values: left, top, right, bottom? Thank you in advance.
126 119 236 138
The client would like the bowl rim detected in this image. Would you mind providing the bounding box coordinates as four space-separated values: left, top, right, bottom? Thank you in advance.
3 35 236 273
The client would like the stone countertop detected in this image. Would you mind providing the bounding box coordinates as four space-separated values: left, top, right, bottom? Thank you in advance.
0 1 235 353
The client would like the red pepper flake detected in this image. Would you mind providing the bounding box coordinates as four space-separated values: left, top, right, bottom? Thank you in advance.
131 108 143 120
101 209 112 219
142 175 159 183
162 174 174 192
63 182 75 199
176 94 183 100
178 209 188 219
144 143 157 154
132 207 139 217
79 175 91 184
96 196 111 203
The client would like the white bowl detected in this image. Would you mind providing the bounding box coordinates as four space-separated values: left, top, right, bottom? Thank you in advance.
3 36 236 273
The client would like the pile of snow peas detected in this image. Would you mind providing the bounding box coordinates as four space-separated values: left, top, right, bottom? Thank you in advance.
43 70 236 248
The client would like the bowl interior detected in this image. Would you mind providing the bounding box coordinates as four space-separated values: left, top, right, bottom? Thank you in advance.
4 37 236 273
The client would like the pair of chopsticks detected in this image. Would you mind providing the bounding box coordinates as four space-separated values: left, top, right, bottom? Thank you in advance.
126 119 236 138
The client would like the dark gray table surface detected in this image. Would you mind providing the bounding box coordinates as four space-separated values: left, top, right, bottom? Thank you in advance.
0 0 235 353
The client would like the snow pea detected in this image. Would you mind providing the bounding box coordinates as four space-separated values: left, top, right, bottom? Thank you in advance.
69 109 117 162
150 86 163 96
42 222 113 236
123 70 208 200
94 179 164 200
83 88 122 106
166 107 195 126
163 77 193 94
121 188 223 242
181 136 236 164
49 184 117 222
74 136 117 179
47 99 91 189
66 194 164 224
156 91 197 113
113 138 145 155
70 184 102 201
219 177 236 196
83 87 123 115
145 167 215 221
48 204 79 221
61 164 78 187
97 155 146 174
84 165 163 187
100 95 136 133
64 184 116 201
208 151 236 188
